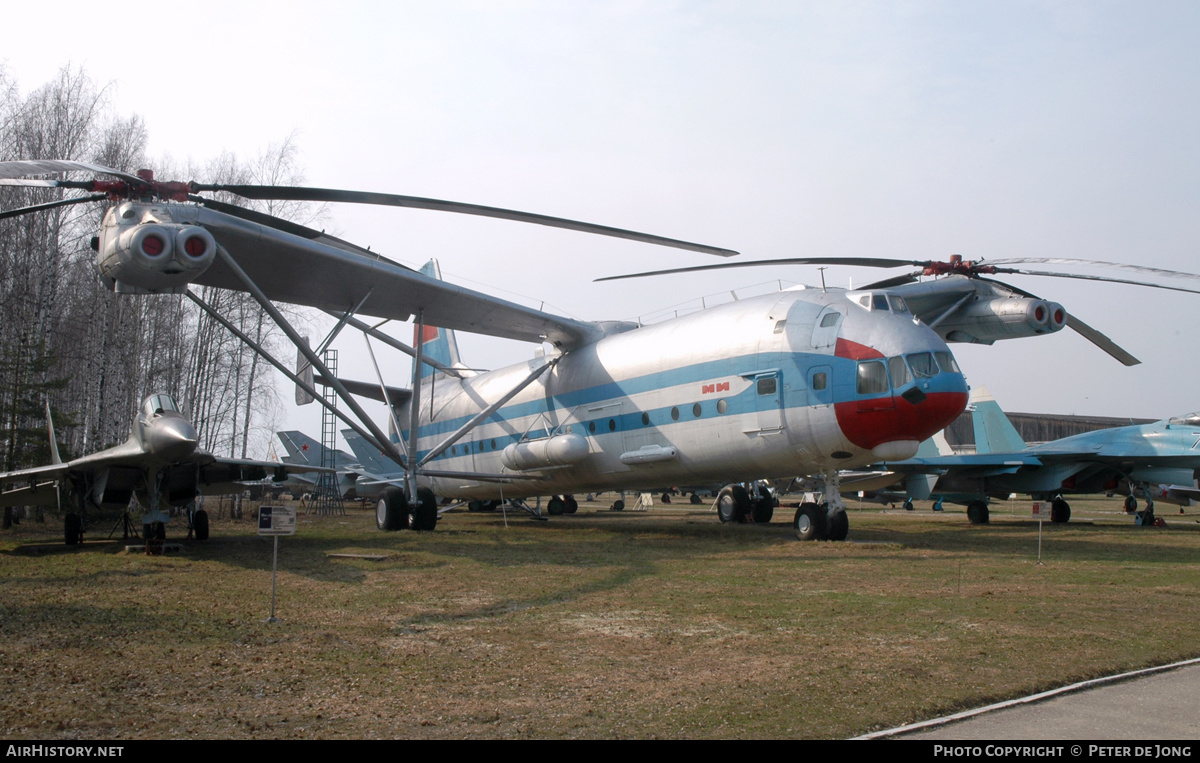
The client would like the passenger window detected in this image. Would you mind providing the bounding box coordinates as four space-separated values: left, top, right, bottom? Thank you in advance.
907 352 938 378
820 312 840 328
856 361 889 394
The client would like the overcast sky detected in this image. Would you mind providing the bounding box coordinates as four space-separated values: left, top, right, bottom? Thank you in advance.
4 1 1199 453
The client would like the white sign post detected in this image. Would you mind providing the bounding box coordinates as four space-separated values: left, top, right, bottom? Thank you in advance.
258 505 297 622
1031 501 1051 565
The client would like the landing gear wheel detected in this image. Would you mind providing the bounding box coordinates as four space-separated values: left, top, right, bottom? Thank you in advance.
751 484 775 523
1051 497 1071 524
412 487 438 531
933 498 944 512
967 500 990 525
193 509 210 541
611 499 625 511
1124 495 1138 513
376 487 409 531
564 495 578 514
548 496 566 516
64 513 82 545
716 485 751 524
690 492 702 505
793 502 827 541
661 492 671 504
827 509 849 541
468 500 483 512
903 499 914 512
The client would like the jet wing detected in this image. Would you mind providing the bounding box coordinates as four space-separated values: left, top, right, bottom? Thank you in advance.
186 205 606 350
873 453 1043 479
195 455 334 496
0 439 150 508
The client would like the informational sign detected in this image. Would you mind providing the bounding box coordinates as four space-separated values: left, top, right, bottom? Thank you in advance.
258 505 297 536
1031 501 1051 522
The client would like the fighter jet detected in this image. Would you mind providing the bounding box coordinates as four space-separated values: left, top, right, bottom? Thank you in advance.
0 393 323 544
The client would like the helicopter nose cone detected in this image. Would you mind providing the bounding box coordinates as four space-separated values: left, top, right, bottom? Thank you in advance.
147 416 198 461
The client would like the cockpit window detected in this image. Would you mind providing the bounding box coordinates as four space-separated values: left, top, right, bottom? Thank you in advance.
1169 413 1200 427
888 295 908 313
145 394 179 416
857 360 889 395
872 294 890 311
935 351 961 374
888 356 910 387
907 352 938 378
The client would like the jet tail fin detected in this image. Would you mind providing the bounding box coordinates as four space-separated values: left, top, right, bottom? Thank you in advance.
45 400 61 465
415 259 463 380
970 386 1027 454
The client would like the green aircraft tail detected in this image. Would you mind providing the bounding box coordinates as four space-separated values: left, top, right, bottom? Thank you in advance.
970 386 1027 454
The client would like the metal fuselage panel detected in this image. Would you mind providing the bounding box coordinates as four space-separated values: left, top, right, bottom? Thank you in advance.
401 289 968 500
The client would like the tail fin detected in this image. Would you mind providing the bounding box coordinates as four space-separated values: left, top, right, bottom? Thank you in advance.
415 259 462 379
276 431 358 470
341 428 405 476
45 400 61 465
970 386 1027 454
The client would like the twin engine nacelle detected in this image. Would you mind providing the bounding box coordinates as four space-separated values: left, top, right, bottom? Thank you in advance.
96 202 217 294
941 297 1067 345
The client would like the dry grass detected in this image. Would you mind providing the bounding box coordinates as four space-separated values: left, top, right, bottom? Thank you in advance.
2 495 1199 739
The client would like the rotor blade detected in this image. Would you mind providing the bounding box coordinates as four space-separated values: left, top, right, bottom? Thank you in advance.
860 272 921 290
192 183 738 257
0 159 144 185
595 257 924 282
0 193 108 220
1066 314 1140 366
992 268 1200 296
987 258 1200 283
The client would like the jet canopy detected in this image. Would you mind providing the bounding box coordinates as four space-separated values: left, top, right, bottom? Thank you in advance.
144 394 180 417
1168 413 1200 427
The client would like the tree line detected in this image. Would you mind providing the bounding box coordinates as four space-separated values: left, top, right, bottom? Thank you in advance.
0 66 317 469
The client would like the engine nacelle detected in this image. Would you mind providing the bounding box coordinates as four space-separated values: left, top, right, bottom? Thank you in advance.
501 433 589 471
96 202 217 294
941 297 1066 345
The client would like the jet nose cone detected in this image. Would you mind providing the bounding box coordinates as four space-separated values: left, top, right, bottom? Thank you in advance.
148 416 198 461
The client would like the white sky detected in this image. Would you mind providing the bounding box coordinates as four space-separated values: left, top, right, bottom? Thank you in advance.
4 1 1200 454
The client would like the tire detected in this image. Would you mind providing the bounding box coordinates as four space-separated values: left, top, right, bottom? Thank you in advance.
661 492 671 504
827 509 849 541
1051 497 1071 524
548 496 565 515
412 487 438 531
64 514 82 545
690 493 702 505
468 500 483 512
751 498 774 524
793 502 827 541
967 500 990 525
376 487 409 531
716 484 751 524
193 509 210 541
903 499 914 512
564 495 578 514
1124 495 1137 513
612 499 625 512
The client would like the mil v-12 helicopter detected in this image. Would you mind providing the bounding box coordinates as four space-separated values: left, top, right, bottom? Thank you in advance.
3 159 1197 541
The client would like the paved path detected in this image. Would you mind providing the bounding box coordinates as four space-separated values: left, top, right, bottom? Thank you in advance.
859 660 1200 740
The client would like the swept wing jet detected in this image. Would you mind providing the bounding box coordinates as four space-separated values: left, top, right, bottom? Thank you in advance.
0 394 323 544
4 159 1197 540
871 387 1200 525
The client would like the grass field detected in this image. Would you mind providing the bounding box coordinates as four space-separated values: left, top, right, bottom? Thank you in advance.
2 495 1198 739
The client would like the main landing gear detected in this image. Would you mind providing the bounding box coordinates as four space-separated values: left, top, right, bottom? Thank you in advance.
377 487 439 531
716 484 774 524
717 474 848 542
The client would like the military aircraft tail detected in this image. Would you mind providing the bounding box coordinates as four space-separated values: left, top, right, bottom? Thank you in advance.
45 400 61 465
415 259 463 380
276 431 358 470
970 386 1027 454
342 428 405 477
